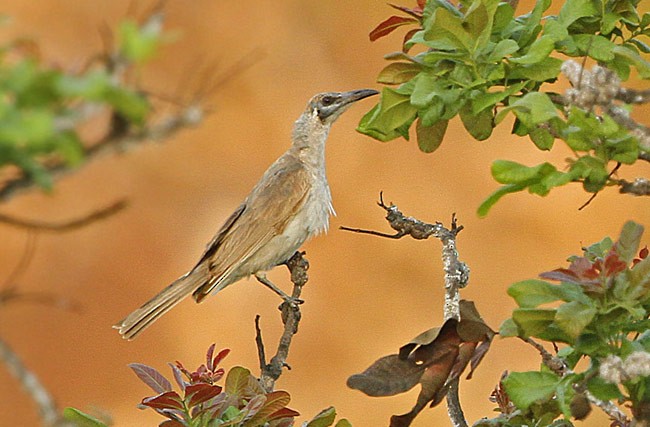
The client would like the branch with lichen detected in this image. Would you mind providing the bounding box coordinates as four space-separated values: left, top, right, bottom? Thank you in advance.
341 193 470 427
560 60 650 198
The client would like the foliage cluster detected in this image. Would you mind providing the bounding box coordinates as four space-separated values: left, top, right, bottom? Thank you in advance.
481 221 650 426
362 0 649 214
0 16 160 193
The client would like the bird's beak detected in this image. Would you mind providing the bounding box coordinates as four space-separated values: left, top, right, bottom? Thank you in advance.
340 89 379 105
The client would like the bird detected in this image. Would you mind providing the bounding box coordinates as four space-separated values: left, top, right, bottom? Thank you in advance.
114 88 379 339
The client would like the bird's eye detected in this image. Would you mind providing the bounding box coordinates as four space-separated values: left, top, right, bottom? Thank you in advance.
321 96 334 106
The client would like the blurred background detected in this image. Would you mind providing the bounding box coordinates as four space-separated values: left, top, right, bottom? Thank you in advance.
0 1 648 426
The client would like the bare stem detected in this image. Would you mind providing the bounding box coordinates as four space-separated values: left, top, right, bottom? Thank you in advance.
256 251 309 392
0 336 62 426
0 199 128 232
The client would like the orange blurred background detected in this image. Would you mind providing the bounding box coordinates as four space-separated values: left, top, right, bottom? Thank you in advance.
0 1 648 426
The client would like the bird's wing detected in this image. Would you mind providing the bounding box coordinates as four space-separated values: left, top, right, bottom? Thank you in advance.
192 157 311 301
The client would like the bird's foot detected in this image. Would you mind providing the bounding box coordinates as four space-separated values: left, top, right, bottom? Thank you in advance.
254 273 303 305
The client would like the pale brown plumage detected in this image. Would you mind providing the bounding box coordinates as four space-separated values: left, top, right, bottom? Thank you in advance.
114 89 378 339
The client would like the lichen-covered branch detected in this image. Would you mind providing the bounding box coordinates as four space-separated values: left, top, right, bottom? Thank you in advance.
341 193 470 427
256 251 309 393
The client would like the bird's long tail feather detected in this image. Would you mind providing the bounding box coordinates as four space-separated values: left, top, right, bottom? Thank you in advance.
113 271 206 340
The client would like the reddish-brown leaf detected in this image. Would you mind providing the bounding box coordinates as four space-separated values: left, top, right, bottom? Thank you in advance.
160 421 185 427
417 0 426 9
129 363 172 394
168 363 188 392
268 406 300 421
640 246 649 259
467 339 493 379
347 354 424 397
389 3 424 19
405 319 461 365
604 253 627 276
141 391 184 411
369 16 418 41
185 383 222 407
402 28 420 52
206 343 216 370
211 348 230 372
245 391 291 425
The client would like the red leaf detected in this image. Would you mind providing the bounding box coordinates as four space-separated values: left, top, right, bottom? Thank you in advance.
211 348 230 371
389 3 424 19
206 343 216 370
129 363 172 394
141 391 184 411
640 246 649 259
268 406 301 420
168 363 187 392
369 16 418 41
402 28 420 52
417 0 426 9
604 253 627 276
160 421 185 427
185 383 222 407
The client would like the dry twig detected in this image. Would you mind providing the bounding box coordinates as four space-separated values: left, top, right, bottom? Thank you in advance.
255 251 309 392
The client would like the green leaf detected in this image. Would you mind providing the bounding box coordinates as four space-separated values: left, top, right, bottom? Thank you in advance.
587 376 624 401
477 183 525 217
510 35 555 64
464 0 500 50
62 408 108 427
490 160 555 184
613 45 650 79
471 82 526 114
104 88 150 125
416 117 447 153
499 317 520 337
510 92 559 125
572 34 616 61
502 371 560 410
615 221 644 263
486 39 520 61
377 62 422 85
506 56 563 81
511 308 556 337
554 301 596 340
507 279 564 308
425 7 473 51
557 0 598 28
118 19 162 63
225 366 252 397
357 88 417 141
459 104 493 140
335 419 353 427
306 406 337 427
529 126 554 150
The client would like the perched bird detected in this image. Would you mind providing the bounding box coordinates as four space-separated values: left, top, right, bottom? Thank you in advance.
114 89 378 339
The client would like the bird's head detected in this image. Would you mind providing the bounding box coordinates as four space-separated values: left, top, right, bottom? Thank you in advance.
307 89 379 125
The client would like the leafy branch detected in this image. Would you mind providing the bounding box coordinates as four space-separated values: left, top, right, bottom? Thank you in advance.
361 0 650 214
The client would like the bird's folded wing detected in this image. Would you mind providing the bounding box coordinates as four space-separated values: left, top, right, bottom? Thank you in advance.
192 158 311 300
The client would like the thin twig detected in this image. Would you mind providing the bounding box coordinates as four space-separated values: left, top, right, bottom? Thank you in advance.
0 336 62 426
578 162 622 210
0 199 128 232
257 251 309 393
254 315 267 374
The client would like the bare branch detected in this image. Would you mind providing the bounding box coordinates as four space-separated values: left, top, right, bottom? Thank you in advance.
0 336 61 426
342 194 470 426
0 199 127 232
257 251 309 393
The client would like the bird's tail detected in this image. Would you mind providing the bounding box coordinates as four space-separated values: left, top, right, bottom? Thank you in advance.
113 270 207 340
